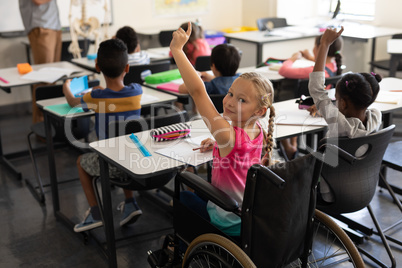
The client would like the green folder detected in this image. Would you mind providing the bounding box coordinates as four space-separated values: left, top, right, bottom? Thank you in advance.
44 103 84 116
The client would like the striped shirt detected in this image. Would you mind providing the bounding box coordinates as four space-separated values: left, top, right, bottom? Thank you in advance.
128 51 150 66
81 83 142 139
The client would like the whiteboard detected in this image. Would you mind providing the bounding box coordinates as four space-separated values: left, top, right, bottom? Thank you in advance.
0 0 113 36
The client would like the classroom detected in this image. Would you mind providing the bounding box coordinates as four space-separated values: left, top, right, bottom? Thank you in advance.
0 0 402 267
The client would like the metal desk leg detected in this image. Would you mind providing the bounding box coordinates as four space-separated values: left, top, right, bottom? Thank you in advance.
99 157 117 268
44 112 60 215
0 130 22 180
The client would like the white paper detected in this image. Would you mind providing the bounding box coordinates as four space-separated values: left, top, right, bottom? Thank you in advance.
275 109 328 126
155 135 214 166
21 67 78 83
375 92 402 104
140 93 159 104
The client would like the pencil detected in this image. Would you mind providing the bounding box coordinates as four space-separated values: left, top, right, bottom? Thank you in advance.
192 147 202 151
0 77 9 84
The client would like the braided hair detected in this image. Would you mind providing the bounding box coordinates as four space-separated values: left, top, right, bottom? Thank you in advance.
239 72 275 167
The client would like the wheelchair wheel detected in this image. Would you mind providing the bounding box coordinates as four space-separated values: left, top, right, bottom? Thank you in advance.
286 209 364 268
183 233 256 268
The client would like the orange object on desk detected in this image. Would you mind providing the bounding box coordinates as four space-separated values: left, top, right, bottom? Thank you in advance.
17 63 33 74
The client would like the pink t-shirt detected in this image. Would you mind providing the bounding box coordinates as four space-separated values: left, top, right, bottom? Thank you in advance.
207 122 263 236
278 60 337 79
185 38 211 65
210 122 263 205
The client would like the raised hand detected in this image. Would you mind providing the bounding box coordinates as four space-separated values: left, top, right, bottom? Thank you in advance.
170 21 192 52
320 26 344 47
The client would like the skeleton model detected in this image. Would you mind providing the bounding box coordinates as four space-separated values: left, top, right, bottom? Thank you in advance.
68 0 110 59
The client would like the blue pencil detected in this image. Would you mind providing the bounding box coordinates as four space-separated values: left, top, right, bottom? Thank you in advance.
129 133 152 157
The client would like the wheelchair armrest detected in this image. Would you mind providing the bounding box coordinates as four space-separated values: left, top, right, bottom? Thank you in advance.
176 171 240 212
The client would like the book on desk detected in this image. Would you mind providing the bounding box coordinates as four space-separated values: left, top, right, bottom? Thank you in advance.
21 67 82 84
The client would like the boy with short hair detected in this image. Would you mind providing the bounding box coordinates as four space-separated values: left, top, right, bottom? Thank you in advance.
178 44 241 95
63 38 143 232
115 26 150 66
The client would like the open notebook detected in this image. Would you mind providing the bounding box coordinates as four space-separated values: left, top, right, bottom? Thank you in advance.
21 67 81 83
155 135 214 166
275 109 328 126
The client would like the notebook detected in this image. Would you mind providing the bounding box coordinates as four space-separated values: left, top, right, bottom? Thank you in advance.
155 135 214 166
156 82 180 93
21 67 81 83
44 103 85 117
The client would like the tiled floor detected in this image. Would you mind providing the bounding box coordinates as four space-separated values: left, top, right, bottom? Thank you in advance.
0 103 401 267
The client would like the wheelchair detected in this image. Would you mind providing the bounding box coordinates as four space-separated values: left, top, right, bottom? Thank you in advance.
148 144 365 267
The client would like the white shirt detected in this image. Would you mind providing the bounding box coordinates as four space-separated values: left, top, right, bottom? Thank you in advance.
128 51 150 66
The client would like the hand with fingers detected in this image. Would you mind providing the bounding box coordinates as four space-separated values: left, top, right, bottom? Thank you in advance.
321 26 344 46
170 21 192 52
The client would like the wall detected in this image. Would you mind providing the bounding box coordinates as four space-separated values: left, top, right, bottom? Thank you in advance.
1 0 401 107
241 0 277 27
0 0 243 107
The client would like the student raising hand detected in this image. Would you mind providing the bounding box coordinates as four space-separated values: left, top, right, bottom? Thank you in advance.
313 26 344 72
170 22 192 52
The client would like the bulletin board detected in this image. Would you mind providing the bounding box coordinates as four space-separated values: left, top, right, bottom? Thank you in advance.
0 0 113 37
153 0 209 17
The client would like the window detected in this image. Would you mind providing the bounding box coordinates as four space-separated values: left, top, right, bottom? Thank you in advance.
330 0 375 20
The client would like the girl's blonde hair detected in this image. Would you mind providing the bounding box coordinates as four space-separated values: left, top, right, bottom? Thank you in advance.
239 72 275 166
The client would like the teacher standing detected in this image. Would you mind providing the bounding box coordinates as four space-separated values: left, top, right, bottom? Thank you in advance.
19 0 62 123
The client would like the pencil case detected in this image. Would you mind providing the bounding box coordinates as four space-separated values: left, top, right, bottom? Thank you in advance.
144 69 181 84
150 123 191 141
296 95 314 110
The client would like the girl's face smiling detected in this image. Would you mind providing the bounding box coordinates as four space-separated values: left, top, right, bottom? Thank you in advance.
222 77 263 127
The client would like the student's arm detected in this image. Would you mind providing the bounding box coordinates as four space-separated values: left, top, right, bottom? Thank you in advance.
309 27 345 131
170 22 233 147
63 79 82 107
278 60 313 79
313 27 344 72
178 83 189 94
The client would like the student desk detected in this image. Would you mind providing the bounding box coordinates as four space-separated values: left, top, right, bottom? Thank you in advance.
36 85 177 215
89 99 329 267
71 47 172 73
225 24 402 71
0 61 94 179
143 66 285 106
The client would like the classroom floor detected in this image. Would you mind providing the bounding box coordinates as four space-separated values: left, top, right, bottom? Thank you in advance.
1 102 402 267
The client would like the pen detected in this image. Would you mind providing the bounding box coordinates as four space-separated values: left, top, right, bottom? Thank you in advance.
0 77 9 84
192 147 202 151
129 133 152 157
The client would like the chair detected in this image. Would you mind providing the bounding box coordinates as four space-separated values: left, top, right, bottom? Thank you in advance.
93 110 189 211
256 17 288 31
209 94 225 113
158 30 175 47
26 80 99 204
378 141 402 244
123 60 171 85
370 34 402 76
195 55 211 71
316 125 397 268
148 145 365 267
295 74 343 98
